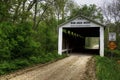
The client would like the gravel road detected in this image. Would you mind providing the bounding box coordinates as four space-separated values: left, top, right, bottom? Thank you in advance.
8 54 92 80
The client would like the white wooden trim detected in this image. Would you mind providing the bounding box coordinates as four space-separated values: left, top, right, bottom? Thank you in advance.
58 27 63 55
100 27 104 57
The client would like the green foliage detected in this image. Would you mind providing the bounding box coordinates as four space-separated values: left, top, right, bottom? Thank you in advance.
29 52 66 64
0 61 11 75
104 48 120 60
0 22 15 60
11 22 40 58
29 56 40 63
79 4 103 22
14 59 30 68
0 22 41 60
0 1 11 22
0 53 66 75
37 18 58 53
0 61 16 75
95 56 120 80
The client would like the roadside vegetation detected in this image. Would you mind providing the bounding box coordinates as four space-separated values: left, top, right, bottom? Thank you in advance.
96 47 120 80
95 56 120 80
0 52 67 75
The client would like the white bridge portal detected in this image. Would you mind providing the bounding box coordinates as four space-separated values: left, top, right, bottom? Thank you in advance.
58 15 105 57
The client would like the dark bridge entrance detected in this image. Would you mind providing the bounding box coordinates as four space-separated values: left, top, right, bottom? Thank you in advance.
58 16 105 56
63 27 100 55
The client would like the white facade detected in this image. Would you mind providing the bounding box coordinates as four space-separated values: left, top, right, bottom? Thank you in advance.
58 16 104 57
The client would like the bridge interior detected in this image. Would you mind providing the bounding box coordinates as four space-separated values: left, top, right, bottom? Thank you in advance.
62 27 100 55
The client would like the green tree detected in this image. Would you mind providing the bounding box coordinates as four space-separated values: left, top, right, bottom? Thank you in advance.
79 4 103 22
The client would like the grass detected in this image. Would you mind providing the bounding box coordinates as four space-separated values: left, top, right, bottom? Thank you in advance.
95 56 120 80
0 53 67 75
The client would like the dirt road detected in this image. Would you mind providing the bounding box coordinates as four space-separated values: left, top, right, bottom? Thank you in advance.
8 54 92 80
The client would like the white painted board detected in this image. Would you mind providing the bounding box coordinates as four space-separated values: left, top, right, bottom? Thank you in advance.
109 32 116 41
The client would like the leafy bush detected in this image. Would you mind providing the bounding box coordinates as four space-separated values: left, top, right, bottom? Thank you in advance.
0 22 15 60
104 48 120 58
0 61 10 75
0 61 16 75
29 56 41 63
29 53 67 64
11 22 40 59
0 22 41 60
14 59 30 68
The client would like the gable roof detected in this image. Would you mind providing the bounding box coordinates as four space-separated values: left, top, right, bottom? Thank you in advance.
58 15 106 28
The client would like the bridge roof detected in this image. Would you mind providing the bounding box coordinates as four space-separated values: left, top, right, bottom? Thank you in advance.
58 15 106 28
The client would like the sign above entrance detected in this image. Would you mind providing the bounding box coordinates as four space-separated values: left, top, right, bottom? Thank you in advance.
68 17 98 27
71 18 91 25
109 32 116 41
71 21 90 25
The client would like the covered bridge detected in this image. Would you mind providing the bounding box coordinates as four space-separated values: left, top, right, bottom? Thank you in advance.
58 15 105 57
